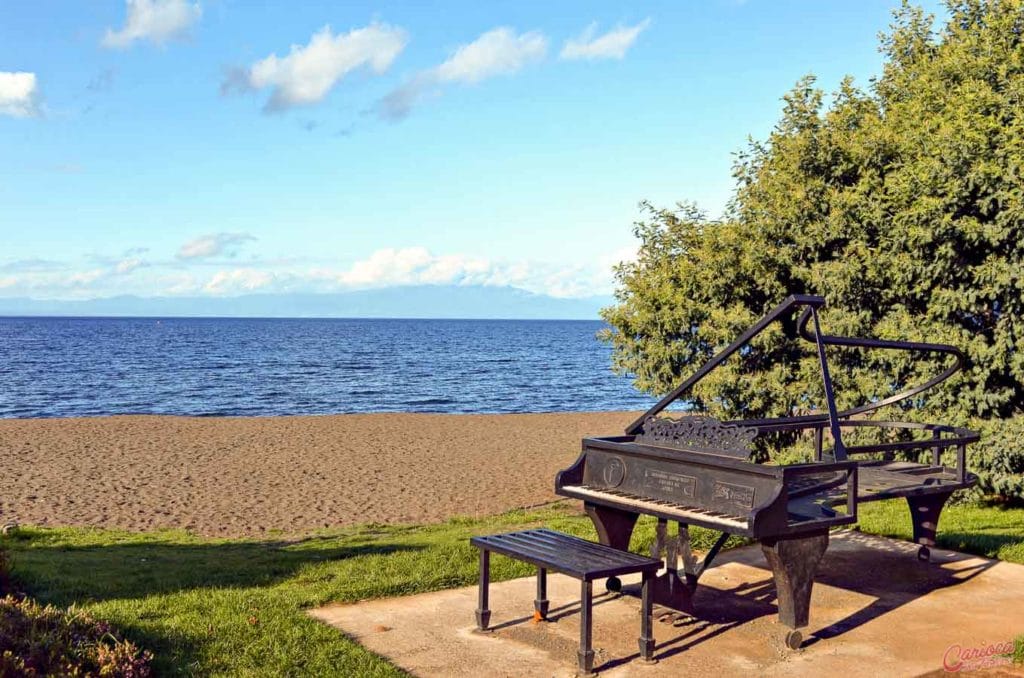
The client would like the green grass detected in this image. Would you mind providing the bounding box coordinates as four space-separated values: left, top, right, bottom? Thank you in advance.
2 500 1022 675
856 500 1024 564
0 505 740 676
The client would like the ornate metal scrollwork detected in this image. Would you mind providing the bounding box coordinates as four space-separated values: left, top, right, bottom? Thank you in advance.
636 415 757 458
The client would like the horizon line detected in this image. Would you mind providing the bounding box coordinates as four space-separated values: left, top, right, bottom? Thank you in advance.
0 314 607 322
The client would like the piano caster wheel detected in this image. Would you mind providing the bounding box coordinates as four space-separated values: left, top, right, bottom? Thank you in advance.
605 576 622 593
785 630 803 650
917 546 930 562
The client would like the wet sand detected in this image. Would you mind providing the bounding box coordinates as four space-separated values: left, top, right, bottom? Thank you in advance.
0 412 637 537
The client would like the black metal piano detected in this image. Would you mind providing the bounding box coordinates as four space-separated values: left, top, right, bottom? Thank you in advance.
555 295 979 649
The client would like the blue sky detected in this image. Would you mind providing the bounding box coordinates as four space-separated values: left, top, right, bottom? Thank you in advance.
1 0 944 302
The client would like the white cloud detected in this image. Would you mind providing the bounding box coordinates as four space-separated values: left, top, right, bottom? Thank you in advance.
560 19 650 61
328 247 494 288
225 23 407 112
310 246 618 298
68 269 108 286
103 0 202 49
0 258 63 273
0 245 630 301
177 232 256 260
162 272 200 295
435 27 547 84
0 252 151 296
204 268 275 294
378 27 547 121
0 72 41 118
115 257 145 274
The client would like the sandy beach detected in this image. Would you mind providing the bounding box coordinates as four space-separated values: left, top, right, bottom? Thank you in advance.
0 411 637 537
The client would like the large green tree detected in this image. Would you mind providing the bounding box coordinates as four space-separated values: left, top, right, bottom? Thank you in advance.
603 0 1024 432
603 0 1024 496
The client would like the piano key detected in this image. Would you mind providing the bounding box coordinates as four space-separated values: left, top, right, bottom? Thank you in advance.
560 485 748 530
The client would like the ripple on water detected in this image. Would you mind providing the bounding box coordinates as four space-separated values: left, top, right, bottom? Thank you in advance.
0 317 659 418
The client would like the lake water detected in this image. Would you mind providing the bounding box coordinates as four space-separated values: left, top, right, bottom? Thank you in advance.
0 317 660 418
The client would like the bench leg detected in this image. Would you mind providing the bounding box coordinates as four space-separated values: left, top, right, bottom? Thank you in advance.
534 567 549 620
476 549 491 630
638 570 656 663
578 579 594 675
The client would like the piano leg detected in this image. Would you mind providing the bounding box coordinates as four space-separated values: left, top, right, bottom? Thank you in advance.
760 530 829 650
584 502 638 551
906 490 953 562
648 519 696 615
585 503 639 594
676 521 700 588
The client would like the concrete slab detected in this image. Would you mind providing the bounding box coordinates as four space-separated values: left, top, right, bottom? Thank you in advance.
311 531 1024 677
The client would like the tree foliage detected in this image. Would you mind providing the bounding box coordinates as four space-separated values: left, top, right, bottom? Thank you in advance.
602 0 1024 435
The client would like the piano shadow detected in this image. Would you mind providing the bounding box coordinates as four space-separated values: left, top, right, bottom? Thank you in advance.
623 530 993 661
804 530 995 646
620 578 779 663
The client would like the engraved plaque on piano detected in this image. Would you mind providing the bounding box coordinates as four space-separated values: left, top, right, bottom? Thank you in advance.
712 481 755 509
601 456 626 488
644 469 696 498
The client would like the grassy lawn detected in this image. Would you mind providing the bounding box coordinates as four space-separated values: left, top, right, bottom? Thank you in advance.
856 499 1024 564
2 500 1022 675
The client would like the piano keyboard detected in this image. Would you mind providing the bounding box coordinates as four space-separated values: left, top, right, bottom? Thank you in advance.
561 484 748 531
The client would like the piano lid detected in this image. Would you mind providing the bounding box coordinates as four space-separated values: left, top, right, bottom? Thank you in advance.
624 295 966 458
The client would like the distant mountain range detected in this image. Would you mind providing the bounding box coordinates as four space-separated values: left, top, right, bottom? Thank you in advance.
0 285 614 320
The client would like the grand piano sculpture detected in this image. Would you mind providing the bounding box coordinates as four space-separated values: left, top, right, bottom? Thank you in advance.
555 295 979 649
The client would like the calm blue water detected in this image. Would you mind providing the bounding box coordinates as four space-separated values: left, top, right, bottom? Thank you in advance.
0 317 659 418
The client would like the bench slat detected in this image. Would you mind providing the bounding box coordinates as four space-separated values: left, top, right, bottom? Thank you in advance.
491 533 611 570
470 528 661 581
500 531 631 568
494 535 632 577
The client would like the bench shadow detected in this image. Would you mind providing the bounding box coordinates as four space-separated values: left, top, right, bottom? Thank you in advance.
486 591 622 632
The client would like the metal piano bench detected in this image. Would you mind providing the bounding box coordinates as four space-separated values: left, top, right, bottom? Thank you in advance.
469 528 662 675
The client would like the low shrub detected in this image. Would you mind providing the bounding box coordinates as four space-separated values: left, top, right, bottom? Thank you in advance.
0 546 8 596
970 417 1024 504
0 595 152 677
